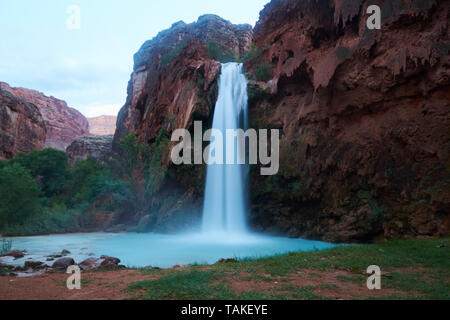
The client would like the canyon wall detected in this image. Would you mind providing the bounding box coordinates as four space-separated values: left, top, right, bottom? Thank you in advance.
245 0 449 242
0 88 46 159
112 1 449 242
66 135 114 163
88 116 117 136
113 15 253 231
0 82 90 151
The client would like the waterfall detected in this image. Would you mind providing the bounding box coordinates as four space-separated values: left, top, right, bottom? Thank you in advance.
202 62 248 235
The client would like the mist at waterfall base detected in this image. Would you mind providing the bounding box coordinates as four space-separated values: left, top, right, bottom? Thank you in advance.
4 64 338 269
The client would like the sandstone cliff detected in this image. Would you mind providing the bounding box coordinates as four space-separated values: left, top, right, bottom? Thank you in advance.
0 88 46 159
66 135 113 163
113 14 253 231
0 82 90 151
88 116 117 136
112 2 449 242
245 0 449 242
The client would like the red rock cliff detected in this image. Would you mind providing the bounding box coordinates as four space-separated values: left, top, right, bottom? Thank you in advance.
0 88 46 159
88 116 117 136
0 82 90 151
245 0 449 242
113 15 253 231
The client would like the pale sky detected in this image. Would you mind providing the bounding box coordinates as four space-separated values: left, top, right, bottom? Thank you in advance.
0 0 269 117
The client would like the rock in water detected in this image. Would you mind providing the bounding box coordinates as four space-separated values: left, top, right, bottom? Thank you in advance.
0 82 89 151
52 257 75 270
1 250 25 259
24 261 44 270
0 88 46 159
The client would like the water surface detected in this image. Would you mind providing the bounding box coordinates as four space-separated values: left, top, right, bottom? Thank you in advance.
4 232 339 268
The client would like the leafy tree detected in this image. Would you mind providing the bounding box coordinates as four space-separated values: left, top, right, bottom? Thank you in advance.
65 158 128 209
207 41 238 63
255 63 273 82
12 148 69 197
0 163 42 227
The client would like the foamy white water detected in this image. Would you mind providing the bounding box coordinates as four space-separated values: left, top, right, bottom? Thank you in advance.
202 63 249 234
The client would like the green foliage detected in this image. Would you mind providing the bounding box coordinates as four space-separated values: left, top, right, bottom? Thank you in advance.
11 149 69 197
242 44 262 63
0 148 128 236
255 63 273 82
1 208 80 237
161 40 188 66
146 123 171 196
207 41 238 63
247 85 272 106
128 238 450 300
66 158 128 209
0 163 42 228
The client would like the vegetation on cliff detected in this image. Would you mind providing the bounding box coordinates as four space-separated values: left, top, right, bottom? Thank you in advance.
0 131 169 236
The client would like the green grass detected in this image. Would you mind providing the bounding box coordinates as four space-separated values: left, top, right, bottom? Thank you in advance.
126 238 450 300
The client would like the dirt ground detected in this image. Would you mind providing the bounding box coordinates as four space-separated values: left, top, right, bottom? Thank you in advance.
0 268 409 300
0 270 154 300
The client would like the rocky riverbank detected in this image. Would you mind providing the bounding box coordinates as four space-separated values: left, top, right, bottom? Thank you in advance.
0 249 124 277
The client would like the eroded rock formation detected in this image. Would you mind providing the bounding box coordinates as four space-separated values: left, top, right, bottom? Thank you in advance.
245 0 450 242
113 14 253 231
88 115 117 136
66 135 113 163
0 82 89 150
0 88 46 159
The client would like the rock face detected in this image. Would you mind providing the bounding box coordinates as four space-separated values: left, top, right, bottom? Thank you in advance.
245 0 450 242
66 135 113 163
113 15 253 230
88 115 117 136
0 88 46 159
0 82 89 150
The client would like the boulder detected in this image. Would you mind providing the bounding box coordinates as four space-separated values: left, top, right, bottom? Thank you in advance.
99 256 121 269
52 257 75 270
24 261 44 270
66 135 113 163
1 250 25 259
79 258 103 271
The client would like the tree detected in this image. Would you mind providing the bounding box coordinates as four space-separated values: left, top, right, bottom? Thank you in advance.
12 148 69 197
0 163 42 227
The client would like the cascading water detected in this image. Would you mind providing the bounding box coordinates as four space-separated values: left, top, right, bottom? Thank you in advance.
3 66 339 270
202 62 248 235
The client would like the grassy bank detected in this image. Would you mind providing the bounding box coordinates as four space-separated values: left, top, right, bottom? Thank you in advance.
125 238 449 300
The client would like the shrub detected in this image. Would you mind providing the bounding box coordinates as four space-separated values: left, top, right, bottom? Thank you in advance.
255 63 273 82
12 148 69 197
0 163 42 228
1 208 80 237
207 41 237 63
65 158 128 209
161 40 188 66
242 44 262 63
